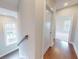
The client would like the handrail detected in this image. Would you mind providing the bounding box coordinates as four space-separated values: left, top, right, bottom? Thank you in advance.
17 35 28 46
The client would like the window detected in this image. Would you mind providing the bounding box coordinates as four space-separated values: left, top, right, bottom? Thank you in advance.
64 20 71 33
4 22 18 46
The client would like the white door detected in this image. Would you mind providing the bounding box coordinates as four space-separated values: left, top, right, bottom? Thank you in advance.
43 10 52 54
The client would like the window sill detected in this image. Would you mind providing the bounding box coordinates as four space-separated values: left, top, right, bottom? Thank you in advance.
0 47 19 58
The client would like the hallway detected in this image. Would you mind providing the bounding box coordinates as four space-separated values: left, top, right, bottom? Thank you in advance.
44 40 78 59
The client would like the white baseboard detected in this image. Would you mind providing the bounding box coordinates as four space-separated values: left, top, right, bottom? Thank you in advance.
69 41 78 56
50 41 54 47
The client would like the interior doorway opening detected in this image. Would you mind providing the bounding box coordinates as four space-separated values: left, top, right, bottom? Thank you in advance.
55 16 73 42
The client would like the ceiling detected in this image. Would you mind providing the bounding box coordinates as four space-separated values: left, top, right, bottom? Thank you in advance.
0 0 78 11
47 0 78 10
0 0 19 11
56 0 78 10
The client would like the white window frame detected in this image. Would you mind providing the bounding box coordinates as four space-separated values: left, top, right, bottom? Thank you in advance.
4 22 18 46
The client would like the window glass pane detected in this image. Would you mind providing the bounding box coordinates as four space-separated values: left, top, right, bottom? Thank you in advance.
5 22 18 46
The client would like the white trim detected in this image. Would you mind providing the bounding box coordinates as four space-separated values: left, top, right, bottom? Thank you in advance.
42 45 49 56
50 41 54 47
69 41 78 56
68 16 73 42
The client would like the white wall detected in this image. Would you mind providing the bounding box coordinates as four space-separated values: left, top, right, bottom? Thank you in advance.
18 0 45 59
56 5 78 55
18 0 36 59
51 10 56 45
35 0 45 59
47 0 56 9
73 23 78 55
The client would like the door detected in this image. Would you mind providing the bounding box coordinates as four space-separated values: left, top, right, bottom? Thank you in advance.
43 10 52 54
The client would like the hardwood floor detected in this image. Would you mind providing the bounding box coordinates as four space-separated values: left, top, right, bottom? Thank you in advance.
44 40 78 59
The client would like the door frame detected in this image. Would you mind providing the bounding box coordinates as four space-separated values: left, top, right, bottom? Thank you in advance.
68 16 74 43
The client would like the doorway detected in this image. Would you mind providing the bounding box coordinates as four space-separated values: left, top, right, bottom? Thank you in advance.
55 16 72 42
42 9 52 55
